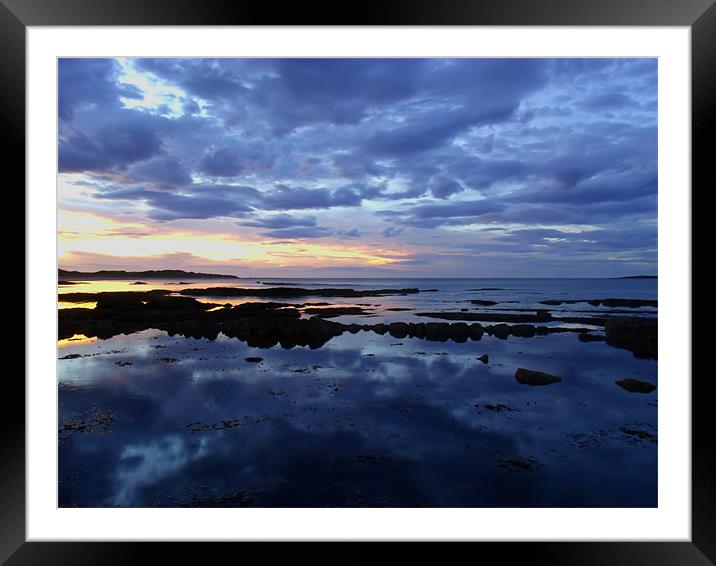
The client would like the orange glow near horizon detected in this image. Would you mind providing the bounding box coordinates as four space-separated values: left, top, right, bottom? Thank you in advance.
59 209 413 271
58 334 98 348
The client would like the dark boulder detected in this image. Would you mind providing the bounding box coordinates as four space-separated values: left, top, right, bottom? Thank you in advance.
510 324 536 338
601 298 657 308
388 322 409 339
491 324 510 340
95 293 146 311
469 323 484 340
578 333 607 342
412 323 426 339
616 378 656 393
515 368 561 386
448 322 469 342
604 318 657 359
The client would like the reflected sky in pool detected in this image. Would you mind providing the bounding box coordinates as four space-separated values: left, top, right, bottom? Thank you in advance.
59 327 657 508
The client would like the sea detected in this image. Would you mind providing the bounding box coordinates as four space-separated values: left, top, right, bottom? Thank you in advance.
58 278 657 507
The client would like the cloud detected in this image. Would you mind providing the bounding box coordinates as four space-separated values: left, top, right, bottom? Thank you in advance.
580 92 635 111
239 214 317 229
199 147 244 177
261 184 365 210
127 156 193 187
382 226 405 238
59 110 164 173
58 57 658 276
260 227 333 239
58 58 142 122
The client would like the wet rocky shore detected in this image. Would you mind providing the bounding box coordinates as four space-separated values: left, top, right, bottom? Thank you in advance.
59 287 657 358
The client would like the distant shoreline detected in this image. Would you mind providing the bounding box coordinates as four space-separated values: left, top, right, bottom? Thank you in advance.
58 269 239 280
57 270 657 281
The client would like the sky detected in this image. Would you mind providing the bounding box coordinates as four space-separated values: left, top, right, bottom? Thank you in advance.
58 58 657 278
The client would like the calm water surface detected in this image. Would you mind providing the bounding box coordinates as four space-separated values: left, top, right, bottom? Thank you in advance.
58 278 657 507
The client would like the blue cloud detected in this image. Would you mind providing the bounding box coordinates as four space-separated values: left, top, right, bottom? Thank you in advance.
59 57 658 276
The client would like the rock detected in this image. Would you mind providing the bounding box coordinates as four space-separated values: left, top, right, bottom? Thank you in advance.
578 333 607 342
515 368 561 386
95 293 147 310
510 324 536 338
471 299 497 306
388 322 409 338
616 378 656 393
416 311 552 323
245 357 263 363
469 324 484 340
601 298 657 308
477 354 489 364
539 300 563 305
491 324 510 340
604 318 657 359
304 306 368 318
180 286 420 298
145 295 209 310
481 403 516 412
448 322 469 342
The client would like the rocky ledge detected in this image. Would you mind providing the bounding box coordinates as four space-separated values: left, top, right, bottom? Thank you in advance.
178 286 420 298
57 291 657 356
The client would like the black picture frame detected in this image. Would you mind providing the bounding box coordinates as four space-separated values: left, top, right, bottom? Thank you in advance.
6 0 709 563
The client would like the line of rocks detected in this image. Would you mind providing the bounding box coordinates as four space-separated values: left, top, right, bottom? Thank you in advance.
58 292 656 357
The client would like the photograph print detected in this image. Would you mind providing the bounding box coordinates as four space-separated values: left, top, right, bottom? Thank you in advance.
57 57 658 508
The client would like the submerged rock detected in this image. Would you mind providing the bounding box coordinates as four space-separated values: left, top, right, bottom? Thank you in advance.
510 324 536 338
578 333 607 342
304 306 369 318
477 354 489 364
616 378 656 393
470 299 497 306
515 368 561 386
180 286 420 299
416 311 552 323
